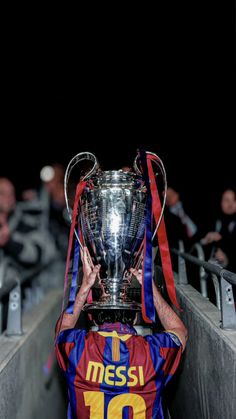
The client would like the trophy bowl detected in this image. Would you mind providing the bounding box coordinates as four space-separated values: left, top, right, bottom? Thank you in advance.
80 170 146 311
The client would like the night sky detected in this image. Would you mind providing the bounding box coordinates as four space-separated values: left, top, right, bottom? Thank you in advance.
1 5 235 235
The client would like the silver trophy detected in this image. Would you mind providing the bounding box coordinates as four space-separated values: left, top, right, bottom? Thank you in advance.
64 152 167 311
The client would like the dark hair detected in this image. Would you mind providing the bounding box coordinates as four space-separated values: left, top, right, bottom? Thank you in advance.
91 310 136 326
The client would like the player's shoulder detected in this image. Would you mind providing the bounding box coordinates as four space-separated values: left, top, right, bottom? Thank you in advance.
163 331 183 347
145 330 183 348
56 328 87 344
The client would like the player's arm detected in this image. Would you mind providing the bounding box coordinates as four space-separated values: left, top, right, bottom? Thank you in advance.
130 268 188 350
152 282 188 350
55 248 100 335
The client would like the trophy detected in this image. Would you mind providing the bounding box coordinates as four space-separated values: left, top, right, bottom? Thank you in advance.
64 151 167 312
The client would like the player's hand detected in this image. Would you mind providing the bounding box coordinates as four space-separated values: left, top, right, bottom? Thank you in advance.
81 247 100 289
130 267 142 285
201 231 222 245
215 248 228 266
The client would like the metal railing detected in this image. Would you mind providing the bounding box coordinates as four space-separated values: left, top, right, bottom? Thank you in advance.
189 243 209 298
173 242 236 330
0 257 54 336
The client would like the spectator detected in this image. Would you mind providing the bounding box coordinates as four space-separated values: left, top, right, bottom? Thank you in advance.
0 177 47 267
22 164 70 262
166 187 198 241
201 189 236 272
40 163 70 261
0 177 63 321
0 177 59 292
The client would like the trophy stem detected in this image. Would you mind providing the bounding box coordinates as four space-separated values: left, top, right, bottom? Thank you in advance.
101 277 128 301
83 276 141 312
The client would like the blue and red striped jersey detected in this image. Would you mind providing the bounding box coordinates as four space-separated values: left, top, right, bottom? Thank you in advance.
55 325 183 419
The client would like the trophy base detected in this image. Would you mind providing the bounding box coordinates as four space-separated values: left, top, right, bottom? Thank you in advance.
83 301 141 311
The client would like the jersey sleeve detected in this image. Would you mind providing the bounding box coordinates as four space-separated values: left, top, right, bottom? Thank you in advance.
146 331 183 386
55 328 86 373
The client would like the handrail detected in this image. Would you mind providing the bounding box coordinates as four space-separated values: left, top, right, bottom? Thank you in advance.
172 245 236 330
0 258 58 300
0 257 59 336
172 248 236 285
189 243 208 298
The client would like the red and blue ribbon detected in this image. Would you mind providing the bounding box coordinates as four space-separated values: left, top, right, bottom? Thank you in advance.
55 180 86 339
147 153 181 311
66 229 80 314
139 150 181 323
139 149 156 323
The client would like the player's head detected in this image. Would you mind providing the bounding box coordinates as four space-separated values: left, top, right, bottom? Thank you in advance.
91 309 137 326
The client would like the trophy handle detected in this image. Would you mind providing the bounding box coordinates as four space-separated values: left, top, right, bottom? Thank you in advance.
133 151 167 240
64 152 99 246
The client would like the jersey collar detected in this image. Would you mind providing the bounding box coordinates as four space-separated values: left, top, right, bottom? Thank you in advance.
98 322 137 335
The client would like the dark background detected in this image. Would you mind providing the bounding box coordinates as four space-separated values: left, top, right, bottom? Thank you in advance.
1 3 235 234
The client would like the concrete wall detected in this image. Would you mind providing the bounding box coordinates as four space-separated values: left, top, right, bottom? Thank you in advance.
168 283 236 419
0 290 67 419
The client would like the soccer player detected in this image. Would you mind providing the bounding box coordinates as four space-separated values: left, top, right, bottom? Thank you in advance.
55 248 188 418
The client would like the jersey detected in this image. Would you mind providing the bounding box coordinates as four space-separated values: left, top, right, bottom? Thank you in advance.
55 325 183 419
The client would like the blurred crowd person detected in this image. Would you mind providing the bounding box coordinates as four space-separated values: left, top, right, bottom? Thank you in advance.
201 189 236 272
40 163 70 261
164 186 198 250
22 163 70 263
0 164 70 325
166 187 198 239
0 177 53 268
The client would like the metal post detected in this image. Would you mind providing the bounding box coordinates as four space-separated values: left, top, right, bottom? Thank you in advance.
0 302 2 334
191 243 208 298
200 269 208 298
219 272 236 330
178 241 188 284
6 283 23 336
211 274 221 310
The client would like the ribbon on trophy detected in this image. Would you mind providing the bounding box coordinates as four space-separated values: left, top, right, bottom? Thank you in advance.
147 153 181 310
139 149 156 323
55 179 94 339
139 150 181 324
65 229 80 314
61 180 87 317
